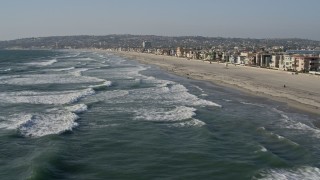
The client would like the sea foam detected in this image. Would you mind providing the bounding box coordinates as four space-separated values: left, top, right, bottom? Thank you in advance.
0 88 95 105
0 74 104 85
0 68 12 72
0 111 79 137
18 111 79 137
0 114 33 130
65 104 88 113
134 106 196 122
255 166 320 180
129 83 221 107
169 119 206 127
89 81 112 89
48 67 75 72
240 101 264 107
26 59 58 66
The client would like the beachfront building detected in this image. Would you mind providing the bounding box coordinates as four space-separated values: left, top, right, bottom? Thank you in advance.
176 47 184 57
255 53 272 67
237 52 248 65
278 55 320 72
209 51 215 60
222 52 230 62
309 57 320 72
237 52 256 65
280 55 294 71
293 56 320 72
247 55 256 66
270 55 283 69
199 51 208 60
229 54 238 64
170 49 176 56
186 50 194 59
293 56 309 72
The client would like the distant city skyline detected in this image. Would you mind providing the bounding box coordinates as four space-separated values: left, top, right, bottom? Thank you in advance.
1 0 320 41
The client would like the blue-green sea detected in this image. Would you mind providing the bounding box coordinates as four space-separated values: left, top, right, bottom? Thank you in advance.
0 50 320 180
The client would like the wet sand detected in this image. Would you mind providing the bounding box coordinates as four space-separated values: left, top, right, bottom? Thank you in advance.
111 51 320 116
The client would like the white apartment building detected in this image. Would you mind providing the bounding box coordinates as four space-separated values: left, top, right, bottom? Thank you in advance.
280 55 294 71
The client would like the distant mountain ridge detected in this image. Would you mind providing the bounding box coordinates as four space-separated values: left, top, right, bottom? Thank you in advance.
0 34 319 50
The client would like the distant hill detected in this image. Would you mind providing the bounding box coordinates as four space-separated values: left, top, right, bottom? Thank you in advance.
0 34 319 50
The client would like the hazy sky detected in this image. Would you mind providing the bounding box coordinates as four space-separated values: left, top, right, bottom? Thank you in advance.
1 0 320 41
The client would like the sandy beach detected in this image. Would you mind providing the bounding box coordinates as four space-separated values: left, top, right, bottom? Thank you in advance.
111 51 320 115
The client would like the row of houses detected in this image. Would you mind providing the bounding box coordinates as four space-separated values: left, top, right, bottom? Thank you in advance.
112 43 320 74
150 47 320 73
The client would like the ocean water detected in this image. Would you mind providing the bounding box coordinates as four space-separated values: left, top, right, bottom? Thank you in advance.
0 50 320 180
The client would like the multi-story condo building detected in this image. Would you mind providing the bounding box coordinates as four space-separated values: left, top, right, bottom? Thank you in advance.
270 55 283 69
309 57 320 72
280 55 294 71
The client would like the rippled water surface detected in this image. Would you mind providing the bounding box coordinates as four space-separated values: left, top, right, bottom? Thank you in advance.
0 50 320 180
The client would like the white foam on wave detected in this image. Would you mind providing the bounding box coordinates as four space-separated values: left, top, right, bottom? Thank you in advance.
272 108 320 139
0 73 104 85
127 83 221 107
0 88 95 105
163 84 221 107
272 108 290 121
26 59 58 66
193 85 205 93
0 102 89 137
74 57 95 61
257 127 299 146
0 68 12 72
169 119 206 127
0 111 79 137
0 114 33 130
70 68 90 76
134 106 196 122
240 101 264 107
65 104 88 113
133 106 206 127
255 145 268 153
89 81 112 88
255 166 320 180
287 122 320 138
49 67 75 72
19 112 78 137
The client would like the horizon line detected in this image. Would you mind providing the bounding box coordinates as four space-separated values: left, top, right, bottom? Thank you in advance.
1 34 319 42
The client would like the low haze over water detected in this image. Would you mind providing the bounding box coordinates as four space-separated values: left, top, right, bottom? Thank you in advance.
0 50 320 179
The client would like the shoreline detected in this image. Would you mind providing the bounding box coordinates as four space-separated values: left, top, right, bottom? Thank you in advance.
110 51 320 116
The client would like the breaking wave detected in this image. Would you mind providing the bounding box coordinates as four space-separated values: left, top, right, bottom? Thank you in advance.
169 119 206 127
134 106 196 122
25 59 58 66
0 88 95 105
89 81 112 89
0 110 79 137
65 104 88 113
49 67 75 72
0 74 104 85
254 166 320 180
